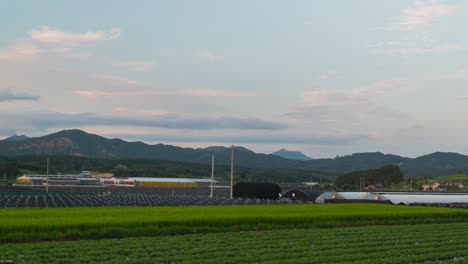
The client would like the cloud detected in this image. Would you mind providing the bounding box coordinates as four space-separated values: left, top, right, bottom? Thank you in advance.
119 61 154 72
193 50 224 62
316 71 342 81
73 89 164 99
369 40 466 57
386 43 465 56
104 132 366 146
183 89 257 97
286 79 419 126
1 111 289 131
0 89 40 102
299 79 420 108
393 0 463 31
0 27 120 62
442 67 468 79
29 27 121 46
74 88 257 99
95 75 154 87
0 41 42 61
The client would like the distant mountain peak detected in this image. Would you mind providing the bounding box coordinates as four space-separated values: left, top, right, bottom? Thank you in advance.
3 135 30 142
272 149 313 161
204 146 255 153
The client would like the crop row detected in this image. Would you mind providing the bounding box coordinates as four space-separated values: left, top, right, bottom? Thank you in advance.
0 204 467 243
0 193 298 208
0 223 466 264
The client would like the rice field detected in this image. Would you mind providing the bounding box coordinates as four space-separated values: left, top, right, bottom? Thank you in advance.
0 204 466 243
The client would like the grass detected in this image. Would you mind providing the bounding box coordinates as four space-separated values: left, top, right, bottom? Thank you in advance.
0 204 467 243
0 223 466 263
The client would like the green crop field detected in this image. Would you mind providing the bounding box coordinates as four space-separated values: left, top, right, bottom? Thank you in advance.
0 204 467 263
0 204 467 243
0 223 466 263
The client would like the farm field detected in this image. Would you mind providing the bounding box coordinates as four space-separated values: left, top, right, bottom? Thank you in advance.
0 204 467 243
0 223 467 264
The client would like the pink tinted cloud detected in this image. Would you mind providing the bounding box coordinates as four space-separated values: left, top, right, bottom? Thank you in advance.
184 89 257 97
30 27 120 46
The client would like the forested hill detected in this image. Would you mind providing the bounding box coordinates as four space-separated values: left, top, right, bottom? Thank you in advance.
335 165 404 189
1 129 468 176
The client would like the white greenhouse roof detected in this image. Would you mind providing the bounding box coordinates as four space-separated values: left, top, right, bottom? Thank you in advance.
315 191 468 205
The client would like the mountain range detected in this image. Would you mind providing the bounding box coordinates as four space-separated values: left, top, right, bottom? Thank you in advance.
1 129 468 176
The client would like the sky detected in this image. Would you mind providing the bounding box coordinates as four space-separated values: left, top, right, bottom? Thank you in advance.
1 0 468 158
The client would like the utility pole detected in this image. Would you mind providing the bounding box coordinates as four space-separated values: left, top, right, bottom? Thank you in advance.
230 145 234 199
210 155 215 198
46 158 49 193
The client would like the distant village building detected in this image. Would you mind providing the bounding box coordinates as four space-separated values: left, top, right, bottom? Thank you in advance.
365 183 383 190
302 182 319 187
422 183 441 191
16 174 216 188
16 174 100 186
446 182 465 189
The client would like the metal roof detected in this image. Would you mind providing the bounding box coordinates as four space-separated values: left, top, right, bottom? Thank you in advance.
131 178 194 183
129 177 217 183
315 191 468 205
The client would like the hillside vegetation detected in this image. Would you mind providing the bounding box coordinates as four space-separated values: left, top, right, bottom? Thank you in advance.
335 165 404 190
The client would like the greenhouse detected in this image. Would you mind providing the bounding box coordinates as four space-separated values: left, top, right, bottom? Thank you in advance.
315 191 468 205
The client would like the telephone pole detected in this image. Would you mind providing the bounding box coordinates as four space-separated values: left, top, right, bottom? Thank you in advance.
210 155 215 198
230 145 234 199
46 158 49 193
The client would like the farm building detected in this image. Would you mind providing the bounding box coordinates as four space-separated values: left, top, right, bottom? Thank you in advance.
16 174 101 186
233 182 281 199
134 178 196 188
101 177 217 188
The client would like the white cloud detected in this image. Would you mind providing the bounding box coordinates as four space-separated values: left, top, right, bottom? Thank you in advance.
193 50 224 62
120 61 154 72
73 89 164 99
0 27 120 62
393 0 463 31
29 27 121 46
183 89 257 97
286 79 421 130
96 75 154 87
0 41 42 61
442 67 468 79
74 88 257 100
386 43 465 56
301 79 420 108
316 71 342 81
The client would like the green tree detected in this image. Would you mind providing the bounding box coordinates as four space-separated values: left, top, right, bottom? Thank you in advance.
113 164 129 177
